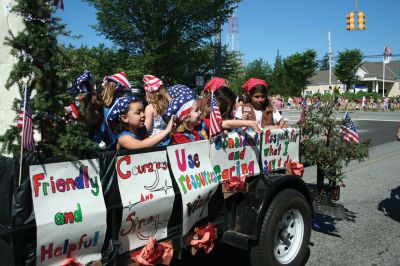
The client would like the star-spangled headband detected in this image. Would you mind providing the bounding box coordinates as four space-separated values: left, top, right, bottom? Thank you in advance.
103 72 131 91
143 74 163 93
68 70 93 95
167 84 195 99
106 96 135 122
163 84 195 121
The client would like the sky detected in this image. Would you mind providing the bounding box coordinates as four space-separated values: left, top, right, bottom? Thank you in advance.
57 0 400 65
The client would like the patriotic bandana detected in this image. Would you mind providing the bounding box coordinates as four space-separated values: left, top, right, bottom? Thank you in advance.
68 71 93 95
163 84 195 121
106 96 135 123
242 78 268 92
203 77 226 93
143 75 163 93
103 72 131 91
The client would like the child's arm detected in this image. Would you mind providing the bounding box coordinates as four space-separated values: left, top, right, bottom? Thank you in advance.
118 116 174 150
222 119 261 133
144 104 154 131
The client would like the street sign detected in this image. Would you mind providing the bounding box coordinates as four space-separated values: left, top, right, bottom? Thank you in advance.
195 76 204 87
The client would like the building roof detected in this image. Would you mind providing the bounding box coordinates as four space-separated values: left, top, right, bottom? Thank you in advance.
308 70 340 85
309 60 400 85
359 60 399 80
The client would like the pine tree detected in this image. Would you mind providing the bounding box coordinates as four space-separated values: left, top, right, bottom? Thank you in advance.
300 100 369 188
0 0 98 161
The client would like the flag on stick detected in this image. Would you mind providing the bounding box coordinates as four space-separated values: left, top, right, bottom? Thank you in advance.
17 86 36 151
209 93 223 136
340 112 359 144
384 46 391 64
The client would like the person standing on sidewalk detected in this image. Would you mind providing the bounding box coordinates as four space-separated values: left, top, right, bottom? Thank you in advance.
384 96 390 112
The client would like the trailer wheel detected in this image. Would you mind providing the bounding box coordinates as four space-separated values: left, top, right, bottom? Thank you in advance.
250 188 311 266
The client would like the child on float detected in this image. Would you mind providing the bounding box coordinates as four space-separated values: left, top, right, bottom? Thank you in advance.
106 96 174 150
143 75 172 145
198 78 261 133
101 72 132 148
235 78 286 128
162 85 204 144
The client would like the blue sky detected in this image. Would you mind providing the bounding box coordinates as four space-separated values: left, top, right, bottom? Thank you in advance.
57 0 400 65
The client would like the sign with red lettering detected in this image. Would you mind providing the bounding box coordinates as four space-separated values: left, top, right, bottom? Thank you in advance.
116 151 175 253
261 128 300 173
29 159 106 266
167 140 218 235
210 130 261 182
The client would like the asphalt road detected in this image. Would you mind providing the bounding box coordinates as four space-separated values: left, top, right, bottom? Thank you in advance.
173 111 400 266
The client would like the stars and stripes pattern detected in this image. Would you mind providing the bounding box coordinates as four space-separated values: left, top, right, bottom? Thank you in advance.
340 112 359 144
68 71 93 95
297 106 307 125
106 96 135 122
51 0 64 10
210 94 222 136
17 87 36 151
163 84 195 121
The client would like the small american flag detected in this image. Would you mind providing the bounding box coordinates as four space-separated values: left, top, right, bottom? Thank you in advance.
297 106 307 124
17 86 36 151
340 112 359 144
51 0 64 10
210 95 223 136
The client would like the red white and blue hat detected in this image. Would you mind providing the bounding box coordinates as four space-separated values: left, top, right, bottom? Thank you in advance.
143 75 163 93
106 96 135 122
103 72 131 90
163 84 195 121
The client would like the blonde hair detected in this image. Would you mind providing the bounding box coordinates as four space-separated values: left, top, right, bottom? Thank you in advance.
101 82 117 107
265 105 274 113
145 87 169 115
174 116 194 133
275 94 281 100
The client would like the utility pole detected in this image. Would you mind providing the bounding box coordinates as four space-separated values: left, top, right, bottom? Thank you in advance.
215 1 222 76
328 32 332 90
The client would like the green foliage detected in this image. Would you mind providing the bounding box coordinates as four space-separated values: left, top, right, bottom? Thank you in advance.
318 53 330 71
1 0 99 161
283 49 318 96
86 0 240 86
334 49 363 92
269 52 287 96
301 100 369 184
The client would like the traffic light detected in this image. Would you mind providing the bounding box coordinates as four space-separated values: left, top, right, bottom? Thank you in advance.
346 12 355 30
358 12 366 30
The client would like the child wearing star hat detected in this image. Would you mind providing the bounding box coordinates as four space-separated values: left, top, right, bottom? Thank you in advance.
163 85 204 144
106 96 174 150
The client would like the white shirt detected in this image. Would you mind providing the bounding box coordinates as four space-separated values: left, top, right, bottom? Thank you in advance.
235 106 283 125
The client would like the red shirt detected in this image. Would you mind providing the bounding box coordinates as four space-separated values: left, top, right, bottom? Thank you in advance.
172 130 202 144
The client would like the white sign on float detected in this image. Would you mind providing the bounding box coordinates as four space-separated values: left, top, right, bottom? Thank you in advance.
116 151 175 253
261 128 300 173
167 140 219 235
30 159 106 266
210 130 261 181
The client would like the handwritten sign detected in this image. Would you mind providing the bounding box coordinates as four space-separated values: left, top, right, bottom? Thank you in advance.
210 130 261 181
30 160 106 266
167 140 218 235
116 151 175 253
261 128 300 173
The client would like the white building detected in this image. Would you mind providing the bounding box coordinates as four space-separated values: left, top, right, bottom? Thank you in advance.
306 60 400 97
0 0 24 135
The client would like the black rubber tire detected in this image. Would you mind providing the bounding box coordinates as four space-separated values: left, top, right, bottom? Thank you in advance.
250 188 312 266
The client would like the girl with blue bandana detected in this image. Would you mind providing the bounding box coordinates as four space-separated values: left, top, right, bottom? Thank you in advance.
106 96 174 150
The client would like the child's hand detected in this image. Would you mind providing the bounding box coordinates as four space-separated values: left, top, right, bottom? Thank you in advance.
250 121 262 133
166 115 175 132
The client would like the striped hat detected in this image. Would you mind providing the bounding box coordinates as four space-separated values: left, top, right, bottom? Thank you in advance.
103 72 131 90
163 84 195 121
242 78 268 92
143 75 163 93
